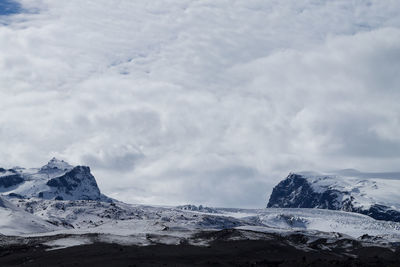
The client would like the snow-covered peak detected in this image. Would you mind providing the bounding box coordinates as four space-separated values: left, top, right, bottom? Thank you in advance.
0 160 107 201
41 157 73 172
268 172 400 223
295 171 400 210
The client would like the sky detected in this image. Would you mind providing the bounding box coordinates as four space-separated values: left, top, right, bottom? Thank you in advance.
0 0 400 208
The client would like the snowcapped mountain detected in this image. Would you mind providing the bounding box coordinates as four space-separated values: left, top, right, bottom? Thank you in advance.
268 172 400 222
0 160 400 255
0 158 107 201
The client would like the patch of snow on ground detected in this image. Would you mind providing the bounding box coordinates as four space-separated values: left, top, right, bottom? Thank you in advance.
44 237 92 250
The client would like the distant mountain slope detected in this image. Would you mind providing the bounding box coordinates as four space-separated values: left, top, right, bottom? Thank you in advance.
267 172 400 222
0 158 107 201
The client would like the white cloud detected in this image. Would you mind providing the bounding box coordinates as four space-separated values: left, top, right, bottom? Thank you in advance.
0 0 400 207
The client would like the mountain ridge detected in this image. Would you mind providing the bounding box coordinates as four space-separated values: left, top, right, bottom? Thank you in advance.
268 172 400 222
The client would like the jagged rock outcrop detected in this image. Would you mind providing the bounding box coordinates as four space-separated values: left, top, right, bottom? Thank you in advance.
40 166 101 201
176 204 219 213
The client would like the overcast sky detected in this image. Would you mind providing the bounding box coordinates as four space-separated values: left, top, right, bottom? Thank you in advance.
0 0 400 208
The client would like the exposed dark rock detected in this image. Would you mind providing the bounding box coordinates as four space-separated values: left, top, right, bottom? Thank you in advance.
0 174 24 188
7 193 25 199
176 204 219 213
0 196 5 208
267 174 345 210
41 166 101 200
356 204 400 223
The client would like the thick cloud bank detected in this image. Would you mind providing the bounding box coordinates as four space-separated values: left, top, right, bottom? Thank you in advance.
0 0 400 207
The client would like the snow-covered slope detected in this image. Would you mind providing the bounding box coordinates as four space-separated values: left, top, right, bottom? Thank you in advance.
267 172 400 222
0 158 106 201
0 196 58 235
3 198 400 247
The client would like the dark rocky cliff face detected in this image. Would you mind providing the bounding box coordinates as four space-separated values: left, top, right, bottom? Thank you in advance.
39 166 101 201
267 173 400 223
267 174 348 210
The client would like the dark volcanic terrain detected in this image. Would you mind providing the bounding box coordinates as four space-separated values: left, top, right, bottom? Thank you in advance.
0 230 399 267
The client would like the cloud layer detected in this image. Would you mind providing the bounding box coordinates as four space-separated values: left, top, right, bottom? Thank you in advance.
1 0 400 207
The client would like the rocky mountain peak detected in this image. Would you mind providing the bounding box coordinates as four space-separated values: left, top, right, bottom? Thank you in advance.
40 165 102 201
40 157 73 172
0 159 107 201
